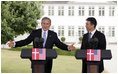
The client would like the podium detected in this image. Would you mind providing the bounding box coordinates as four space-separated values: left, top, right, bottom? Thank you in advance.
20 48 57 73
75 49 112 73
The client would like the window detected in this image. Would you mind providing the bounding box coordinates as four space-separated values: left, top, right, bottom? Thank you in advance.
109 26 115 37
68 26 74 36
68 6 74 16
78 26 84 37
50 26 54 31
99 6 105 16
98 26 105 34
58 6 64 16
48 6 54 16
109 6 115 16
89 6 94 16
78 6 84 16
58 26 64 36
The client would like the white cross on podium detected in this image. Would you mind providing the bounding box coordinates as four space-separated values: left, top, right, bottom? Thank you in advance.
32 48 39 60
87 49 94 61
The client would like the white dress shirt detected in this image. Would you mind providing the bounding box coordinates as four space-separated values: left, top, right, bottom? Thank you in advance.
89 29 96 38
42 29 48 41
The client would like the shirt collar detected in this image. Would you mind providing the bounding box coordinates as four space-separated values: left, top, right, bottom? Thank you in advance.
90 29 96 35
41 29 48 38
88 29 96 38
42 29 48 33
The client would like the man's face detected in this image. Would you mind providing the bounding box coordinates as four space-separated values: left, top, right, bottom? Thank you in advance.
41 19 51 31
86 21 94 32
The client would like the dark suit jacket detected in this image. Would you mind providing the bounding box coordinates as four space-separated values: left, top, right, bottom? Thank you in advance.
81 30 106 73
15 29 68 50
15 29 68 73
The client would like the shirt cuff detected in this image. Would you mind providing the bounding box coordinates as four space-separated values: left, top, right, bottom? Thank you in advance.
67 46 71 51
13 41 16 47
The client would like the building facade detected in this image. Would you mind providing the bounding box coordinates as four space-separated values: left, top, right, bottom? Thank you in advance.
37 1 117 46
14 1 117 47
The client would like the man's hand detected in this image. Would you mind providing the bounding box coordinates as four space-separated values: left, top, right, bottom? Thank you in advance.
7 40 15 48
68 43 76 51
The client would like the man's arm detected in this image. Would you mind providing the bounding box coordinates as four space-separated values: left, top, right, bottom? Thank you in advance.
80 34 86 50
98 34 106 49
7 30 34 48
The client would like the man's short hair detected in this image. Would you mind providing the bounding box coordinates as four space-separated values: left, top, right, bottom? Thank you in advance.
86 17 97 28
41 17 51 23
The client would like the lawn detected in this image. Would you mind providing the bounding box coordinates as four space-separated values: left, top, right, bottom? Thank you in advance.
1 49 82 73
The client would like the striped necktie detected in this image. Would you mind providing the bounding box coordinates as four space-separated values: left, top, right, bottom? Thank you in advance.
43 31 46 47
88 32 92 42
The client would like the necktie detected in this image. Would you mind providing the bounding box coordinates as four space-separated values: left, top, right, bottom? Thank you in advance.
43 31 46 47
88 32 92 42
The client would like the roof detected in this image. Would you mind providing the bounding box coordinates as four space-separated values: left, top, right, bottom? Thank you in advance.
41 1 117 5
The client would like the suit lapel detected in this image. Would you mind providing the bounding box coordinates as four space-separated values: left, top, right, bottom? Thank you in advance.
44 30 52 48
38 29 42 38
85 30 97 48
92 30 98 39
84 33 89 48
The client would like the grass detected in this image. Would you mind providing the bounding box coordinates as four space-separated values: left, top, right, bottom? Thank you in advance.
1 49 82 73
7 45 80 56
1 49 31 73
52 55 82 73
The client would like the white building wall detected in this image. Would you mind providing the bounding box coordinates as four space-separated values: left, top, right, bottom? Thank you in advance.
41 1 117 45
13 1 117 45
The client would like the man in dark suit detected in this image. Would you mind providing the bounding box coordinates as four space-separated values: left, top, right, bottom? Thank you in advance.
81 17 106 73
7 17 75 73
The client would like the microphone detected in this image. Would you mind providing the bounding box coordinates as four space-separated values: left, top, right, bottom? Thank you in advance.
93 38 98 43
39 38 44 48
34 37 40 48
93 38 98 49
89 37 98 49
34 37 44 48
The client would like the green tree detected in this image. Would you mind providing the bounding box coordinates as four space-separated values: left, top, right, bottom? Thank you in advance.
61 37 66 42
79 36 83 43
1 1 42 44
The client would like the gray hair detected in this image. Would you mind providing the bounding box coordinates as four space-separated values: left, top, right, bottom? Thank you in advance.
41 17 51 23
